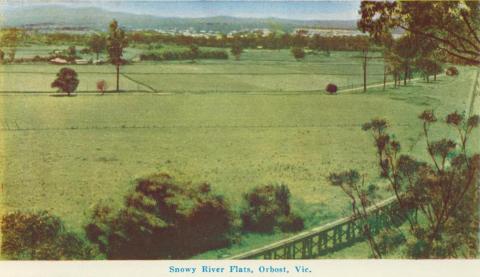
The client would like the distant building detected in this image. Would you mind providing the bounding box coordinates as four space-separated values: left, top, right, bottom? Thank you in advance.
50 57 68 64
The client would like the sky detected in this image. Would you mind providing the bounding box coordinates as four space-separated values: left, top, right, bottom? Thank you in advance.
0 1 361 20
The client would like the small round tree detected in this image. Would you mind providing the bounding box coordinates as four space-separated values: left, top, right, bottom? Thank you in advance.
446 66 459 76
291 47 305 60
230 44 243 60
96 80 108 95
51 67 79 96
325 83 338 94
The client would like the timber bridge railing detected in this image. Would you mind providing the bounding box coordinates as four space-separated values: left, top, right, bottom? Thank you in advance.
228 196 402 260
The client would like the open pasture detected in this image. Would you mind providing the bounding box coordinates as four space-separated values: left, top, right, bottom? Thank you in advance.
0 68 476 241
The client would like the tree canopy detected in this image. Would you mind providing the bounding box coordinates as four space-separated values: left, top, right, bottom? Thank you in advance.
358 1 480 65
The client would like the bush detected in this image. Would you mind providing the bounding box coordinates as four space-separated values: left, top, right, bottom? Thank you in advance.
446 66 459 76
1 211 95 260
326 83 338 94
291 47 306 60
241 184 304 233
85 173 234 259
278 214 305 233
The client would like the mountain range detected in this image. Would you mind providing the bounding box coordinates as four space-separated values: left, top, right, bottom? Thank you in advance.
1 5 358 33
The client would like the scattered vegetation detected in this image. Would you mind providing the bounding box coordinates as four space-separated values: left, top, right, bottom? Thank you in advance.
330 110 479 258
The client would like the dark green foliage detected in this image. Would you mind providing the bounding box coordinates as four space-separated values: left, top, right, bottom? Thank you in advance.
1 211 95 260
51 67 79 95
85 173 234 259
241 184 304 233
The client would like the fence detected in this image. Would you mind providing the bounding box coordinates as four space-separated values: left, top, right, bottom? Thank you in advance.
228 196 403 260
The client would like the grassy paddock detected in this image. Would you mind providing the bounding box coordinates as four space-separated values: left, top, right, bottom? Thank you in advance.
0 51 477 258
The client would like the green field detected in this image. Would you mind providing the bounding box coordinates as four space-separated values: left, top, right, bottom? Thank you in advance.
0 49 386 93
0 50 478 259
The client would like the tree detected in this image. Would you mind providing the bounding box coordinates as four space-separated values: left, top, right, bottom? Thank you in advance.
1 211 95 260
0 49 4 63
415 58 443 83
88 34 107 60
1 28 18 62
230 44 243 60
85 173 234 259
330 110 479 258
358 1 480 65
291 47 305 60
51 67 79 96
67 45 77 57
107 20 128 92
328 170 386 258
190 44 199 61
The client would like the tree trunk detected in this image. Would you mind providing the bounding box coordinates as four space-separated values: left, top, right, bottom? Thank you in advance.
96 52 99 60
116 64 120 92
404 66 408 86
434 73 437 81
427 75 430 83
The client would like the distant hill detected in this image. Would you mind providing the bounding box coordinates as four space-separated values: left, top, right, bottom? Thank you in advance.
2 5 358 33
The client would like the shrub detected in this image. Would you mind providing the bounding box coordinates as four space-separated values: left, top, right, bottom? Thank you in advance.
85 173 234 259
96 80 108 94
241 184 304 233
291 47 306 60
326 83 338 94
1 211 95 260
446 66 459 76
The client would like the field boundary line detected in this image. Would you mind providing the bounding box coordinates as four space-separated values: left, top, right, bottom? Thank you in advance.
0 123 415 132
120 73 157 92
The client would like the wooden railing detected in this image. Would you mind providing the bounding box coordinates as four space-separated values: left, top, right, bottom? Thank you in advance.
228 196 403 259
